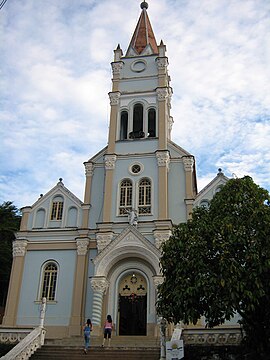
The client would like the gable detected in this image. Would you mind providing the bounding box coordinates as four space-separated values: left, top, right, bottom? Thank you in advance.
28 179 83 230
194 171 229 207
94 226 161 276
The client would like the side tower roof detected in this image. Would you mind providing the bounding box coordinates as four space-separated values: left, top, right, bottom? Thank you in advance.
126 1 158 57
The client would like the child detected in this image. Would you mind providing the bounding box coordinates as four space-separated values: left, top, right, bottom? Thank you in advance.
102 314 113 347
83 318 92 354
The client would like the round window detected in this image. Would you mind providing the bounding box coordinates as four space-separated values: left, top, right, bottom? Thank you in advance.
129 163 144 175
131 60 146 72
132 164 141 174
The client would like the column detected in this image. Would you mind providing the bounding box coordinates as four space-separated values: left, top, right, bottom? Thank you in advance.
69 238 89 336
183 156 195 219
2 240 28 326
91 277 109 335
82 162 94 228
103 154 117 223
156 151 170 220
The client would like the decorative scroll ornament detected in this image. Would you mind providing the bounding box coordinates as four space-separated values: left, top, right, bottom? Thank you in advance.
156 57 168 69
84 162 94 176
183 156 194 171
91 277 109 293
96 233 114 253
156 87 169 101
76 239 89 256
154 230 172 249
111 61 124 75
105 154 117 170
156 151 170 169
13 240 28 257
108 91 121 105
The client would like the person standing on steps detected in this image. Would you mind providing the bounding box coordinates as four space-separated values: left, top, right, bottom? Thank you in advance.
83 318 92 354
102 314 113 348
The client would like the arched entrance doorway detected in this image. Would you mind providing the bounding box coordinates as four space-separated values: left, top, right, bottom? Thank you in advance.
118 272 147 335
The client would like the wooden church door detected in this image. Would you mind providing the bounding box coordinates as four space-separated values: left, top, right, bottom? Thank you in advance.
118 272 147 335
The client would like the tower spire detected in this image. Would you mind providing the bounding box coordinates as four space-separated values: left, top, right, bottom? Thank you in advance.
126 1 158 57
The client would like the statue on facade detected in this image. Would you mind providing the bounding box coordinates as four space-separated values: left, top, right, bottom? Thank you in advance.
126 209 138 226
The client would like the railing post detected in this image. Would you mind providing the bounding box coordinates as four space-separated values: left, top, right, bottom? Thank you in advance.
39 297 46 328
159 317 167 359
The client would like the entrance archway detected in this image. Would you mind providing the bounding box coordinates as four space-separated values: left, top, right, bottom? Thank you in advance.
118 272 147 335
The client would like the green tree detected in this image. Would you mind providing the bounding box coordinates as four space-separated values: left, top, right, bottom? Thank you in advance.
157 176 270 358
0 202 21 307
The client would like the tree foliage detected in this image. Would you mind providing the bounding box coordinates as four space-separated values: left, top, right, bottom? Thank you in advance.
0 202 21 307
157 176 270 357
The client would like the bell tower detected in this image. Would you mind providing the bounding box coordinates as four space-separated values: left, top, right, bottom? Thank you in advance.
107 1 172 153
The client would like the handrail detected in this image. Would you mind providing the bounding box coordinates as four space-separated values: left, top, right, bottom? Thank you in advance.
0 326 46 360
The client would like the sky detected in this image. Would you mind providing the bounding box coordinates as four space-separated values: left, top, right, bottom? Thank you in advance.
0 0 269 208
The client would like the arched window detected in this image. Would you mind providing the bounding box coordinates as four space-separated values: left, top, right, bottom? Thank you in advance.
132 103 144 138
138 178 151 214
34 208 45 228
120 111 128 140
119 179 133 215
148 108 156 137
50 196 64 220
66 206 78 227
41 262 58 301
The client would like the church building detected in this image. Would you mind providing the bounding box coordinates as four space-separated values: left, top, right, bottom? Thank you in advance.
3 1 229 339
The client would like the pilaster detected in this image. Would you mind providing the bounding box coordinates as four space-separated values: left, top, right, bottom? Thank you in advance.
156 56 169 88
20 207 32 231
111 61 124 92
107 91 120 153
183 156 195 219
96 232 114 253
156 87 169 150
103 154 117 223
69 238 90 336
156 151 170 220
2 240 28 326
82 162 94 228
153 229 172 249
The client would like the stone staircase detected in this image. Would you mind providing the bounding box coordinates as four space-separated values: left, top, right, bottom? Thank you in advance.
30 336 161 360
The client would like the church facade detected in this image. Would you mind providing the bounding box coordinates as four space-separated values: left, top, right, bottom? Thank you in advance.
3 2 229 339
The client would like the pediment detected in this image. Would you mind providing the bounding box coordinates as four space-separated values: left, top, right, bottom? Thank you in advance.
31 179 83 210
95 226 160 263
194 172 229 206
94 226 161 276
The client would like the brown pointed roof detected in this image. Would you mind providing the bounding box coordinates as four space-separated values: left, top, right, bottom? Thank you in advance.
127 6 158 56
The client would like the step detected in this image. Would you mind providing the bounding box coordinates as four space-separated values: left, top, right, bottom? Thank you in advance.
46 335 160 348
30 345 160 360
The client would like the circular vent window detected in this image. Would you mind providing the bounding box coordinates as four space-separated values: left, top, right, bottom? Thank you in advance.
130 163 143 175
131 60 146 73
